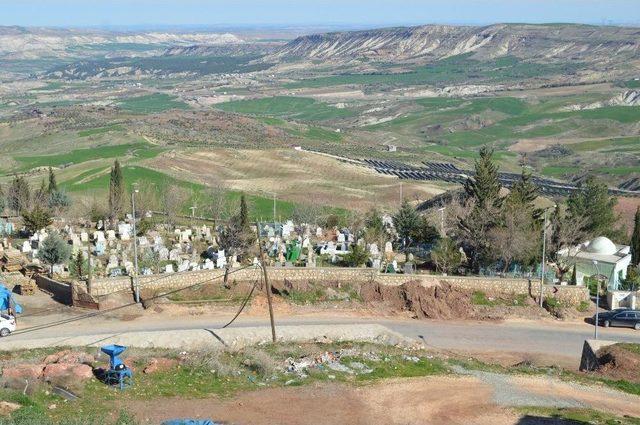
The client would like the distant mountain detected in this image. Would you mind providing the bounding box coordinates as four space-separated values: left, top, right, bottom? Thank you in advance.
0 26 242 59
273 23 640 65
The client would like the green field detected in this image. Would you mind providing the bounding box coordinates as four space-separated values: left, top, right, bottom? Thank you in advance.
14 142 163 171
216 96 355 121
77 124 125 137
117 93 190 113
60 165 332 220
285 54 582 89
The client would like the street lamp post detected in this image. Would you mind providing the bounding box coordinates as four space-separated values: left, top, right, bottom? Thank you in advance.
131 187 140 303
438 207 445 237
593 260 600 340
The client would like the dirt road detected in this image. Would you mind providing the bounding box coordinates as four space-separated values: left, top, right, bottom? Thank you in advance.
7 309 640 367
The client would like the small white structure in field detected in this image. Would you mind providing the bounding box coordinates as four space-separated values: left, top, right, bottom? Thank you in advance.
557 236 632 290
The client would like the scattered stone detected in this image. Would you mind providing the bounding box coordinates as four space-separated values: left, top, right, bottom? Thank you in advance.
1 364 45 381
43 364 93 382
0 401 21 416
143 358 178 374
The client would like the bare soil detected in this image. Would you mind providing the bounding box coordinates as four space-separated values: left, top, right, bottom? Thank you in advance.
126 376 519 425
595 344 640 383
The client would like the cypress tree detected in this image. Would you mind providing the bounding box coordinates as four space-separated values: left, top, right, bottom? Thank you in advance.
47 167 58 194
631 207 640 265
464 147 502 209
108 160 125 219
239 194 249 229
508 169 538 207
393 200 421 255
567 176 618 239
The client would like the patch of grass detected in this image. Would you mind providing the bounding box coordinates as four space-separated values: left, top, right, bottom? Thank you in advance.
352 355 447 381
117 93 189 113
576 300 590 312
286 55 582 89
77 125 124 137
216 96 355 121
517 406 640 425
471 291 527 307
14 142 160 171
616 343 640 356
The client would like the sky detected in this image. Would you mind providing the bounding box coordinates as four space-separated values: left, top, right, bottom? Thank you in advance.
1 0 639 28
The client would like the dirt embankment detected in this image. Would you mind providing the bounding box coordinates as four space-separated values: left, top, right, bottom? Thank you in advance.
595 344 640 383
361 281 476 320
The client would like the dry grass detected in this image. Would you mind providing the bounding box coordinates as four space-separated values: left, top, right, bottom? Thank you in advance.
148 148 447 211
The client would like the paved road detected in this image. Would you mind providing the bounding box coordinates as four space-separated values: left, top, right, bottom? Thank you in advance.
6 311 640 364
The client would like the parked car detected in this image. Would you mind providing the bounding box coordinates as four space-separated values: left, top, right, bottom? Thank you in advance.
0 314 16 337
595 309 640 330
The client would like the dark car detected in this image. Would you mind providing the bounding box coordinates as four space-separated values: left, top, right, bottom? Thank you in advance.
595 309 640 330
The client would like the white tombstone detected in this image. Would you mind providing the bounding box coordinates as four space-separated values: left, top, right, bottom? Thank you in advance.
153 236 164 247
80 232 89 243
316 227 323 237
164 264 175 273
177 260 190 272
21 241 32 253
118 223 132 239
384 241 393 253
203 259 215 270
337 233 346 243
138 236 149 247
169 249 180 262
94 231 105 242
52 264 65 275
216 250 227 269
158 247 169 261
302 237 310 249
369 243 379 256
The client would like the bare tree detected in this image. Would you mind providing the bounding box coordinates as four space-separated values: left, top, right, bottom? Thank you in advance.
488 209 538 273
205 183 236 222
161 184 189 227
134 181 160 217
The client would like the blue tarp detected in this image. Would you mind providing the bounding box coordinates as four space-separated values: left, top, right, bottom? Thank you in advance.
0 284 22 314
162 421 219 425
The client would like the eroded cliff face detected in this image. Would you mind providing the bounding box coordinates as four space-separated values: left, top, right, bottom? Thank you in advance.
272 23 640 65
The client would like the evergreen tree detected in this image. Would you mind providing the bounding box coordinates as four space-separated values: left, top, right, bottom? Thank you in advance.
47 167 58 194
239 194 249 230
507 169 538 212
464 147 502 209
22 205 53 234
7 175 31 213
631 207 640 265
393 200 420 255
108 160 125 220
37 231 71 275
34 179 48 205
567 176 619 239
0 184 5 212
72 250 84 278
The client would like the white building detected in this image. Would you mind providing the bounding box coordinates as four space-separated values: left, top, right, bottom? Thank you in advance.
558 236 632 290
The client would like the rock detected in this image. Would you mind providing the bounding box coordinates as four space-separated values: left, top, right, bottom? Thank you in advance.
43 364 93 382
1 364 45 381
0 401 21 415
44 350 94 365
143 358 178 374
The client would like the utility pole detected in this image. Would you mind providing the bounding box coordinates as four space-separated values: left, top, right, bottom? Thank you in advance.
540 208 548 307
273 193 276 226
256 223 276 342
131 187 140 304
86 239 93 296
438 207 446 237
399 183 403 205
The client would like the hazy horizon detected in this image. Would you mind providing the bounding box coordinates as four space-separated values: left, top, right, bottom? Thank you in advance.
1 0 639 29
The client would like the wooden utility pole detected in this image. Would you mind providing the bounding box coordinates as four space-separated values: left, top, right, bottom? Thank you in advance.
86 240 93 295
256 223 276 342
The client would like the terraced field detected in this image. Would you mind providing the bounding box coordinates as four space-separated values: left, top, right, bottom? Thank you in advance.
216 96 355 121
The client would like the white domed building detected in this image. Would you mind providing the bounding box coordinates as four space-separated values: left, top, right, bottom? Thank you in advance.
557 236 632 290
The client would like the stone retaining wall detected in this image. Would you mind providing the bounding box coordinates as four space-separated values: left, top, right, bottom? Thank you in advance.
87 267 589 306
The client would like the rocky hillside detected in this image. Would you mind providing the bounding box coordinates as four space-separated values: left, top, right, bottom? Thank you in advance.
0 26 242 59
273 23 640 65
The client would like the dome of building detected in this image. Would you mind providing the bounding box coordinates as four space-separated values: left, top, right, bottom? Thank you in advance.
586 236 617 255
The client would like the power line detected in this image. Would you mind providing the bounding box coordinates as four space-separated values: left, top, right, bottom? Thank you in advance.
9 264 260 337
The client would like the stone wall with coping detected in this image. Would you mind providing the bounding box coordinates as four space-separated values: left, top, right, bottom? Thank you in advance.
86 267 589 306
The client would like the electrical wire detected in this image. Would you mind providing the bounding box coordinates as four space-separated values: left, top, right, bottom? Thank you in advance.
8 264 260 337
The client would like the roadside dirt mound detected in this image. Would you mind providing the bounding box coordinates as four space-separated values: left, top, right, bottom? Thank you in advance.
596 344 640 383
361 281 476 320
